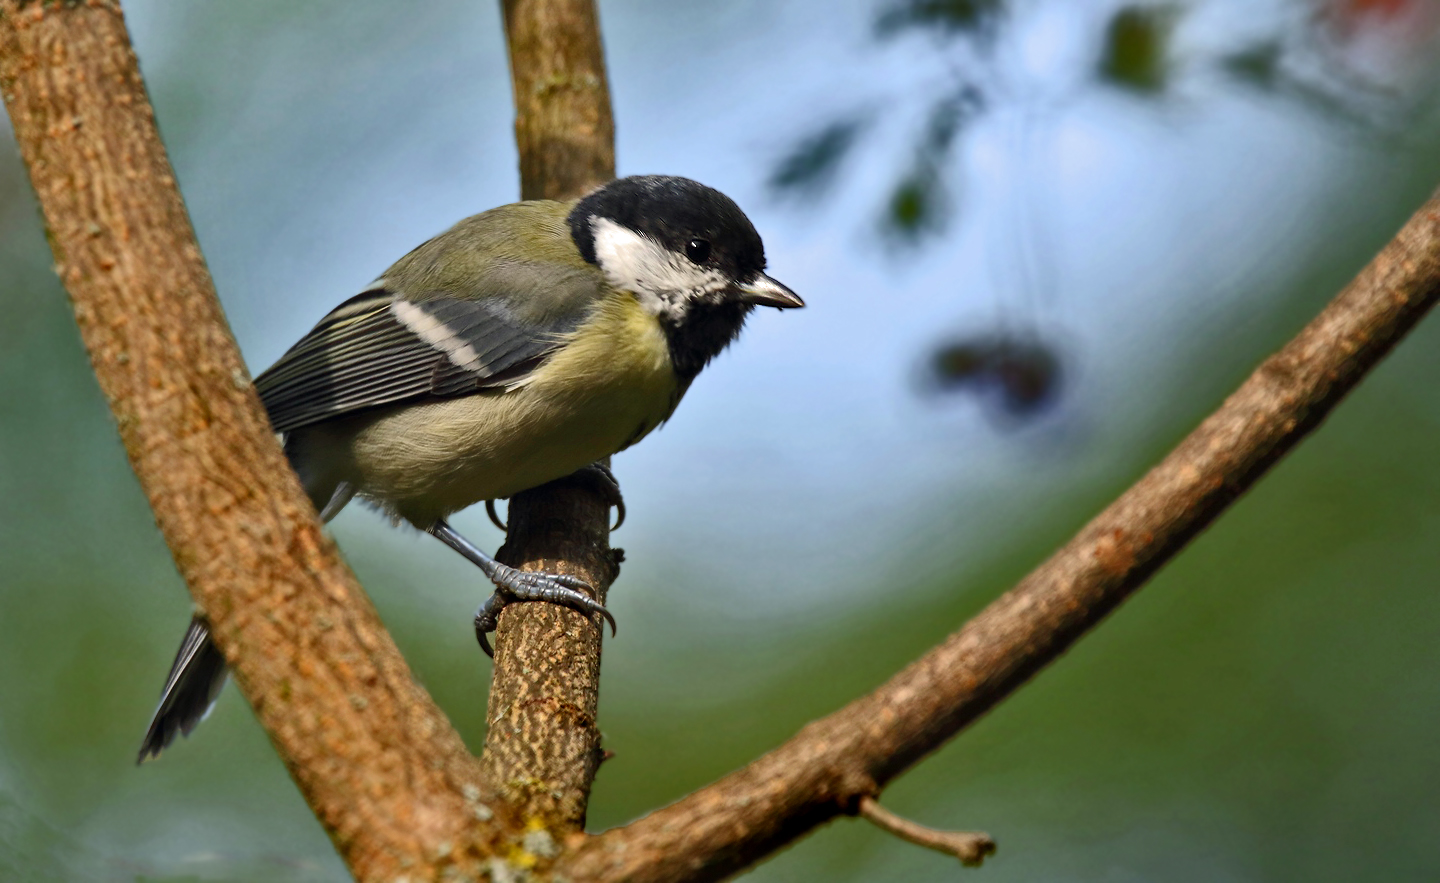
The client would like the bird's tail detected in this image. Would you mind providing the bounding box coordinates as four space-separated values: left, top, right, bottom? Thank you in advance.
136 615 228 764
137 448 352 762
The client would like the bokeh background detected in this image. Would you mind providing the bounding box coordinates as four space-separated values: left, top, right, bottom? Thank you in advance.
3 1 1440 880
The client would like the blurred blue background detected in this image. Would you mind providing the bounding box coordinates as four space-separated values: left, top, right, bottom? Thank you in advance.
3 0 1440 880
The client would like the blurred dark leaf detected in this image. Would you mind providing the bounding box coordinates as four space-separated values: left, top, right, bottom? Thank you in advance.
924 332 1064 421
1099 5 1181 94
769 116 870 199
1221 39 1393 133
773 3 993 243
925 84 982 153
1223 40 1283 88
884 165 946 243
879 87 980 244
1220 1 1440 134
875 0 1004 40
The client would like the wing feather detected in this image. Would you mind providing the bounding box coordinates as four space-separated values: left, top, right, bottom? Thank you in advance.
255 290 580 433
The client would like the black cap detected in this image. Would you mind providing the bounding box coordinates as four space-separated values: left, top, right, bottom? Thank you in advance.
568 175 767 283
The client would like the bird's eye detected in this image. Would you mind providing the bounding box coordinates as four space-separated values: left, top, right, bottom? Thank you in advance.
685 238 712 264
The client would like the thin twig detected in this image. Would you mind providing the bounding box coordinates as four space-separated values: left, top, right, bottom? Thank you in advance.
857 797 995 867
559 190 1440 883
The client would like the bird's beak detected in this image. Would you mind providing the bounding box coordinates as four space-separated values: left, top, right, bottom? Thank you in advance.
735 273 805 309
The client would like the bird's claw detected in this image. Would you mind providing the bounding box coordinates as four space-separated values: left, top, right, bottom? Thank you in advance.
473 564 616 658
547 462 626 532
485 499 507 532
483 460 624 534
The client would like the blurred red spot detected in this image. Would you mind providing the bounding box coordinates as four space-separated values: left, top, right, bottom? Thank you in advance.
1325 0 1440 42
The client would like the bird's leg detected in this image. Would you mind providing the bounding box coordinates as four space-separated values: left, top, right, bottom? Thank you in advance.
427 519 616 658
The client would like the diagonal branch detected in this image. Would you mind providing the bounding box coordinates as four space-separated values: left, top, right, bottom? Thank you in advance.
559 191 1440 882
0 4 499 880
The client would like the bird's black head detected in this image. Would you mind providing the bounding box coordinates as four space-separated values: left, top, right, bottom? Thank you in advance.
569 175 765 284
568 175 802 381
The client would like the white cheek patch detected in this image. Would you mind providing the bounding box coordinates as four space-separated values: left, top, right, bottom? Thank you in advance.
390 300 484 371
589 216 726 318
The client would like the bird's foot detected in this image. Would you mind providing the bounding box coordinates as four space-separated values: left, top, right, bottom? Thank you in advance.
474 562 616 657
428 519 616 657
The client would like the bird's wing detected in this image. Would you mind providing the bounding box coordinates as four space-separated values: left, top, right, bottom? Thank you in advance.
255 285 582 434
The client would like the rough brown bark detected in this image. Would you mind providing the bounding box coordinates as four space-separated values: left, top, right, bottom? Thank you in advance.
482 0 619 834
0 4 497 880
558 191 1440 882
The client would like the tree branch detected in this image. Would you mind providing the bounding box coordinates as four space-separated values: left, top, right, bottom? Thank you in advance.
480 0 619 834
15 2 1438 881
559 192 1440 882
503 0 614 203
0 4 499 879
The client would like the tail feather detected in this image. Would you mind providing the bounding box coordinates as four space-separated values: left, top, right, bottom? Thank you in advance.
136 615 228 763
138 441 349 763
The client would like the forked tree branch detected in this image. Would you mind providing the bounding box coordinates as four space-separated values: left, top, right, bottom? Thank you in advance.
560 193 1440 881
0 4 500 880
9 1 1440 882
478 0 619 834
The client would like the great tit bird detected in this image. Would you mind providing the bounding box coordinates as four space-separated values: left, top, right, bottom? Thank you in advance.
138 175 803 762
